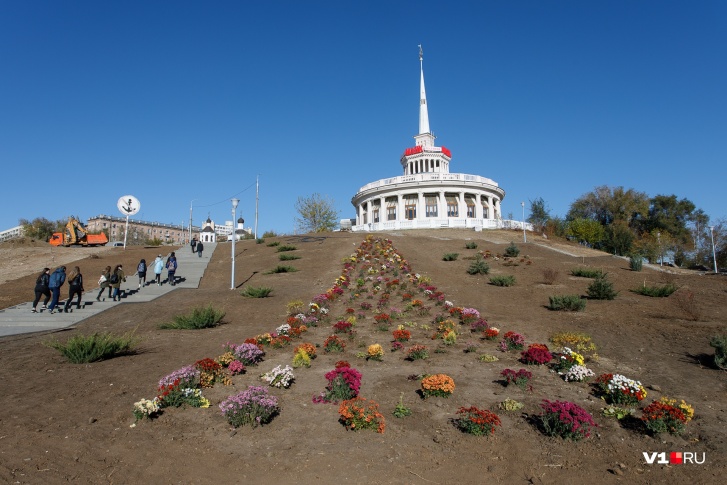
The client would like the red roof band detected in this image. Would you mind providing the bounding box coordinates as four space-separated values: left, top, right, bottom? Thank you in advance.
402 146 452 157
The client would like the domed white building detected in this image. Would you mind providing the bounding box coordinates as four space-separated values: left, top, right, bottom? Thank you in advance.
351 48 507 232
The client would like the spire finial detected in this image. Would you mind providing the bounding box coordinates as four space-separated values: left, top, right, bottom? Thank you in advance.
418 44 430 135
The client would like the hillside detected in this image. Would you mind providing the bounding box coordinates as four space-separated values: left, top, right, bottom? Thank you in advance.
0 229 725 484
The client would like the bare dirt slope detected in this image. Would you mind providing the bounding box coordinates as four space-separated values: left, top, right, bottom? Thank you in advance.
0 230 725 484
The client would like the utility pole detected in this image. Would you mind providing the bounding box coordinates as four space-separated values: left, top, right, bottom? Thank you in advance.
254 175 259 240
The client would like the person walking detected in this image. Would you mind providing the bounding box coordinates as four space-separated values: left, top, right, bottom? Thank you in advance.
153 254 164 285
96 266 111 301
191 237 197 253
110 264 126 301
31 267 51 312
196 241 204 258
63 266 84 312
47 266 66 314
166 252 178 286
137 259 147 289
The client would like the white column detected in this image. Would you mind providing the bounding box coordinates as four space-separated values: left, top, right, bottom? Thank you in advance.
439 190 446 219
417 191 425 220
397 194 403 222
459 192 465 218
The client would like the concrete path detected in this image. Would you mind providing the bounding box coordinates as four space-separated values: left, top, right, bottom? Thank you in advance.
0 243 217 337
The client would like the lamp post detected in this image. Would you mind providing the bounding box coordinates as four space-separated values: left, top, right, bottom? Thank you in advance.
521 201 526 243
231 198 239 290
189 199 197 244
709 226 718 273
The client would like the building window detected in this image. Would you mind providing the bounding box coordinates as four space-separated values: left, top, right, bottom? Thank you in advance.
425 196 438 217
466 196 476 218
446 196 458 217
404 196 417 220
481 201 489 219
372 208 379 223
386 198 397 221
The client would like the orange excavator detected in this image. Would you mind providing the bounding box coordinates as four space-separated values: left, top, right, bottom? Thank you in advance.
49 217 108 247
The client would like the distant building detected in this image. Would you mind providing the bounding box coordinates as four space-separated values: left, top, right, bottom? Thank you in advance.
199 217 217 243
87 215 197 244
351 48 511 232
215 218 252 241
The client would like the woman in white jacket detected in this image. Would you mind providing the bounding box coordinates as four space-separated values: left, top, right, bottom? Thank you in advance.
153 255 165 286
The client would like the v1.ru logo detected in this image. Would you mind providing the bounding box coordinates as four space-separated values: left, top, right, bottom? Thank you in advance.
643 452 706 465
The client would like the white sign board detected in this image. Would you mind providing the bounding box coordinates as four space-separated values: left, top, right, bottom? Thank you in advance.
117 195 141 216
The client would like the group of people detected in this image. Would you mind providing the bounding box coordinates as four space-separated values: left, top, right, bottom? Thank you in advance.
190 237 204 257
31 251 180 314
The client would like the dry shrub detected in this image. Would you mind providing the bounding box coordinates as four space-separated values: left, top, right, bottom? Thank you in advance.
542 268 559 285
673 289 700 321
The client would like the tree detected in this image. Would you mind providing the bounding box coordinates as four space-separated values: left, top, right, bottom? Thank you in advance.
604 221 634 256
567 186 649 228
19 217 64 241
527 197 550 233
643 194 695 244
295 193 339 233
566 218 605 246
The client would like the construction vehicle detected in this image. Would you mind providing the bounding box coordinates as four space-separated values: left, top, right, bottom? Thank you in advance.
49 217 109 247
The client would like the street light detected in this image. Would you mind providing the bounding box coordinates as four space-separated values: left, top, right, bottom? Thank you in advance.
189 199 198 244
709 226 718 274
231 198 240 290
521 201 526 243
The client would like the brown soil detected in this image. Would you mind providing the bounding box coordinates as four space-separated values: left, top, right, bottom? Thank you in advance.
0 230 725 484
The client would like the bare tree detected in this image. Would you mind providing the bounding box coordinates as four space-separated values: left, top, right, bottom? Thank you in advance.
294 193 339 233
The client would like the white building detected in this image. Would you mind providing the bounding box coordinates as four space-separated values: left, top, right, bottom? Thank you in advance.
351 48 508 232
200 217 217 243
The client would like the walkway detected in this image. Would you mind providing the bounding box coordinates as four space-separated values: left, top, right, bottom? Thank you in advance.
0 243 217 337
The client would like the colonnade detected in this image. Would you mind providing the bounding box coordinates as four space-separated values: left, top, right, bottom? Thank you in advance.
356 190 500 225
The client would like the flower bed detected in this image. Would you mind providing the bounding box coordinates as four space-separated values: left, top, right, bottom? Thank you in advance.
421 374 455 398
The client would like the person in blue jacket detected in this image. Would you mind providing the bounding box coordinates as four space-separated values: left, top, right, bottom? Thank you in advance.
47 266 66 314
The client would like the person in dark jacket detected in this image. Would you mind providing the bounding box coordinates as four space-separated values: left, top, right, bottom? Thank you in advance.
196 241 204 258
191 237 197 253
166 252 178 285
31 267 51 313
47 266 66 314
137 259 147 289
111 264 126 301
63 266 84 312
96 266 111 301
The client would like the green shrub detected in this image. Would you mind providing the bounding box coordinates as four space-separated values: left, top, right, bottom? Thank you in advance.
489 275 515 287
442 253 459 261
256 238 265 244
467 255 490 275
631 284 678 297
161 305 225 329
241 286 274 298
571 268 603 278
266 265 298 274
262 230 278 238
266 241 280 247
710 334 727 370
464 242 478 249
587 274 617 300
548 295 586 311
279 253 302 261
277 245 297 252
629 254 643 271
504 242 520 257
44 330 139 363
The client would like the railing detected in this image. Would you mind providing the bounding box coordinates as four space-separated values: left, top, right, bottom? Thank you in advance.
0 225 24 242
351 219 534 233
354 172 501 194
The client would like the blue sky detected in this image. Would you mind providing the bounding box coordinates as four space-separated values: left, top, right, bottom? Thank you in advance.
1 1 725 234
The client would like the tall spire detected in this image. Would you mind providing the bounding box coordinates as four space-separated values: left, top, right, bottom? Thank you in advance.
418 44 430 135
